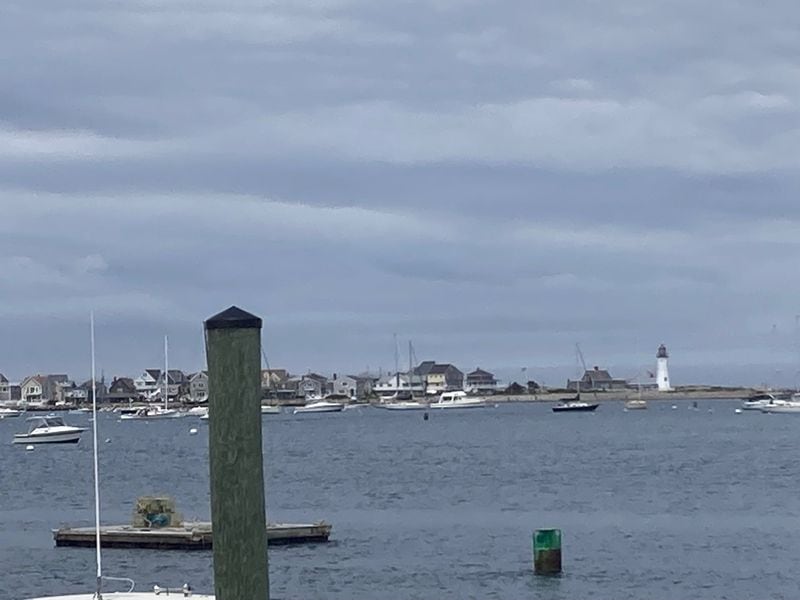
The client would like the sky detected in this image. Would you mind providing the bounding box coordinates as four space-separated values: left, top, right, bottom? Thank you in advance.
2 0 800 387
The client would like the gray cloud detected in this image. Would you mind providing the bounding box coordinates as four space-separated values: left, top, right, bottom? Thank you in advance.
1 0 800 385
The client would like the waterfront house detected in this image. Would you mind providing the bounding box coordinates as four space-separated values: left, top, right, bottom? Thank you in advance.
20 374 47 404
567 366 628 392
300 373 327 399
107 377 138 403
352 374 377 399
374 372 425 396
326 374 358 399
0 374 9 402
188 371 209 403
503 382 526 395
272 376 301 400
465 368 498 394
416 363 464 394
79 379 108 403
156 369 187 399
261 369 289 390
134 369 161 398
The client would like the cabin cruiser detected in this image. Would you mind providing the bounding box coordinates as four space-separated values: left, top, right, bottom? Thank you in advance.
742 392 782 411
624 399 647 410
119 406 182 420
428 391 486 410
0 407 22 418
13 415 86 444
760 393 800 413
293 398 345 414
552 394 599 413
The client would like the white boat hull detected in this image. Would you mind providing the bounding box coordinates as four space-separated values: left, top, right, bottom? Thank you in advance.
428 401 486 409
379 402 428 411
624 400 647 410
14 429 84 444
293 402 344 414
761 404 800 414
261 405 281 414
120 409 182 420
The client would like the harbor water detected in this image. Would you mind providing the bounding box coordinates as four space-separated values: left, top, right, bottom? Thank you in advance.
2 400 800 599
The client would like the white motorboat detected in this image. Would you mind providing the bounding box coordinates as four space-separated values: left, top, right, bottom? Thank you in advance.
0 407 22 418
186 406 209 417
119 406 182 420
380 401 428 411
428 391 486 410
293 400 344 414
742 393 780 411
761 400 800 414
261 405 281 415
624 399 647 410
13 415 86 444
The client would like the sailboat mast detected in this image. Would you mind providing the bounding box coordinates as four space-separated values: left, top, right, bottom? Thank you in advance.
90 312 103 598
164 335 169 411
408 340 413 397
393 333 399 391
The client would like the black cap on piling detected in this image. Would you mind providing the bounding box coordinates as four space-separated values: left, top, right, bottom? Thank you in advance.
205 306 262 330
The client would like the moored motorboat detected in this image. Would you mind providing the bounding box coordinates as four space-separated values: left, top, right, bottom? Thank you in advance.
119 406 182 420
624 399 647 410
261 405 281 415
0 407 23 418
293 400 344 414
552 394 599 413
428 391 486 410
761 400 800 414
742 392 780 411
13 415 86 444
379 400 428 411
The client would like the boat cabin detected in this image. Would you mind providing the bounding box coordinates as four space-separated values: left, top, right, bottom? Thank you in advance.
438 391 468 403
26 415 66 430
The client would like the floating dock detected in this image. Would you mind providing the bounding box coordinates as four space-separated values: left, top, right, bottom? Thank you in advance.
54 521 332 550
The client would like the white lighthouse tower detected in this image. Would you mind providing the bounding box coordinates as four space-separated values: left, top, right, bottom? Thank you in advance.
656 344 671 392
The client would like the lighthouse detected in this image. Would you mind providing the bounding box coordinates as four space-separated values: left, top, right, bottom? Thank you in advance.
656 344 671 392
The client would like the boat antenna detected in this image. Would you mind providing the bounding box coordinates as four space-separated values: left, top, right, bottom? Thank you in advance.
90 312 103 599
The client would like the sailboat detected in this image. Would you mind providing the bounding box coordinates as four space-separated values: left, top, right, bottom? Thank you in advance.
552 344 599 413
120 337 181 420
625 373 647 410
380 341 428 411
24 314 214 600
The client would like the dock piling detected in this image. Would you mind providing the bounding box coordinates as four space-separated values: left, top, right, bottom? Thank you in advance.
533 528 562 575
205 306 269 600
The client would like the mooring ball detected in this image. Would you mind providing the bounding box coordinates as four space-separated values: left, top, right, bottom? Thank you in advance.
189 428 198 435
734 408 742 414
26 445 34 451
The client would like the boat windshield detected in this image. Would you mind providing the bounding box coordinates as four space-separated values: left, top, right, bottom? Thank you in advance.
27 416 65 429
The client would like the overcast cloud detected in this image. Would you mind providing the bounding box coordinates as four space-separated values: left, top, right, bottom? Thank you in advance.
2 0 800 386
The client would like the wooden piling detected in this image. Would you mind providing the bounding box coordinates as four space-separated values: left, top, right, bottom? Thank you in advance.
533 528 562 575
205 306 269 600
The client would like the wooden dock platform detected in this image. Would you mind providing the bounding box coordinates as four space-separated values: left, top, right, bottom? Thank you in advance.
54 521 332 550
